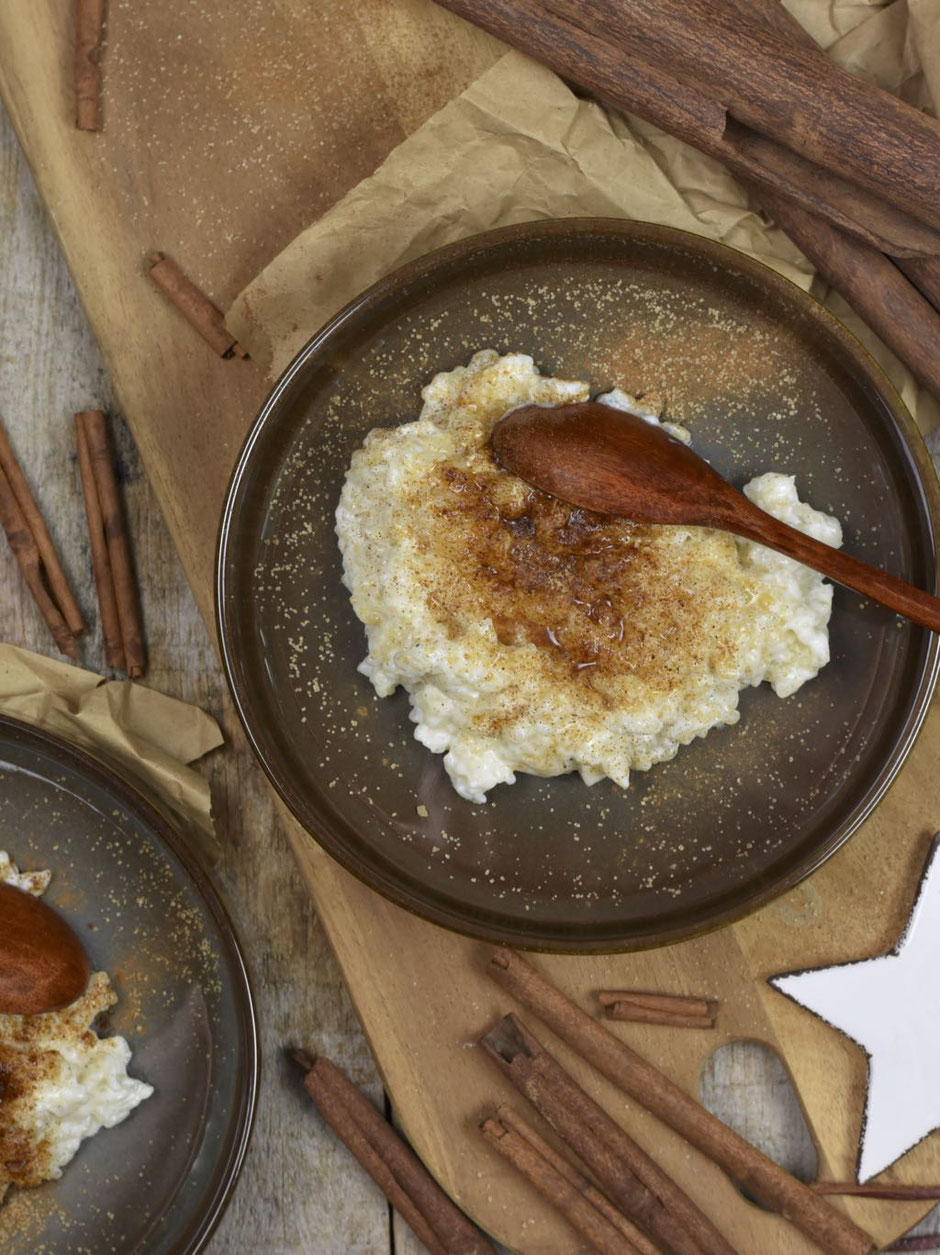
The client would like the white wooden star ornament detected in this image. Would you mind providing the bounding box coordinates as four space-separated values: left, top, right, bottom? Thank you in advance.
770 834 940 1182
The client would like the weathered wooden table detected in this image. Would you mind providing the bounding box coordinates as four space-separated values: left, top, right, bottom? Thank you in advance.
2 94 938 1254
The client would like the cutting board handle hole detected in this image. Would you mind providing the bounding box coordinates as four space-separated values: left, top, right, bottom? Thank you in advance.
700 1040 818 1205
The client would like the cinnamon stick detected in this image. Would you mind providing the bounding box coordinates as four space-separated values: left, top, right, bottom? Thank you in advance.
813 1183 940 1201
0 465 76 659
539 0 940 233
481 1014 734 1255
481 1114 639 1254
436 0 940 260
438 0 940 401
75 415 124 671
74 0 105 131
603 1003 717 1029
721 0 808 42
0 420 84 635
147 252 247 358
720 120 940 264
495 1105 657 1255
78 411 145 677
489 950 875 1255
292 1050 491 1254
599 992 716 1015
897 257 940 318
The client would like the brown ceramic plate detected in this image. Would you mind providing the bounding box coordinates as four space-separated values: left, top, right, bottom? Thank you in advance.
217 220 940 952
0 715 258 1252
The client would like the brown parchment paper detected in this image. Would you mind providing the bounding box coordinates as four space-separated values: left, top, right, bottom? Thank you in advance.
228 0 939 435
0 643 223 861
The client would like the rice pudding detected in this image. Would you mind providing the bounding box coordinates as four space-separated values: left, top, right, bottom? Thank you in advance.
336 351 841 803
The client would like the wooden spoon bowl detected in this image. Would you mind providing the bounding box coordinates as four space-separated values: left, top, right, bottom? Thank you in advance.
0 881 90 1015
492 401 940 632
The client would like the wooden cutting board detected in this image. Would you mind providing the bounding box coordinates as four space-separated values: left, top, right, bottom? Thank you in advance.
2 3 939 1249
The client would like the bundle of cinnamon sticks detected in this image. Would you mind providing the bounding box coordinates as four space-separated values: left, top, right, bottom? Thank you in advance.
0 408 143 674
437 0 940 403
74 0 105 131
293 952 940 1251
598 989 718 1029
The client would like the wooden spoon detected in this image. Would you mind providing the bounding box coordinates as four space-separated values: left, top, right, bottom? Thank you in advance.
492 401 940 631
0 882 90 1014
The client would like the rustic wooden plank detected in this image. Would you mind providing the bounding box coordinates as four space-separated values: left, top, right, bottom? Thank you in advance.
1 3 939 1250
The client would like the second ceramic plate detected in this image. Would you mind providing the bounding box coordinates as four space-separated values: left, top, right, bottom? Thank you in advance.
0 715 257 1252
217 220 940 951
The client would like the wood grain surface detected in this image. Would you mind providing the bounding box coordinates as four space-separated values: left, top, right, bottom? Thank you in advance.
1 2 939 1251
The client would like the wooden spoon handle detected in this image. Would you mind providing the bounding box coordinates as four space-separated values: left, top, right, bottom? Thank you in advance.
731 506 940 631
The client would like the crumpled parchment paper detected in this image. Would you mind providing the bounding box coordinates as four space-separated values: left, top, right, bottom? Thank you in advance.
0 643 223 862
227 0 939 437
